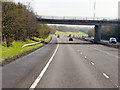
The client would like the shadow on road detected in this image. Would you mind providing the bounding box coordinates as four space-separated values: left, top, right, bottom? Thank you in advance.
49 42 94 45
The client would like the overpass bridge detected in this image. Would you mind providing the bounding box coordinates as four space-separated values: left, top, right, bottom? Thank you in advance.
36 16 120 43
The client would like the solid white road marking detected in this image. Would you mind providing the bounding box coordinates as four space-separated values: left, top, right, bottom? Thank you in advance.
109 78 118 88
91 62 95 65
29 39 59 90
103 73 110 79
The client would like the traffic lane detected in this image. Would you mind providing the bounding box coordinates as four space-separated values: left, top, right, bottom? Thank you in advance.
2 36 57 88
59 36 118 60
75 38 118 57
36 37 115 88
66 36 118 61
101 40 119 45
57 36 118 60
90 43 118 58
60 36 118 86
68 38 118 86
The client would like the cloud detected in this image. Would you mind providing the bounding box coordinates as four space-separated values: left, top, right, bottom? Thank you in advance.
14 0 119 18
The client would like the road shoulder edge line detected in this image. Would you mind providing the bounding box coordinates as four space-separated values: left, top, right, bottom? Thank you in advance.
29 38 59 89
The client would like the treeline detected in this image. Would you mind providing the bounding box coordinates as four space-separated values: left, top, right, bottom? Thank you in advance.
88 25 120 42
2 2 52 47
50 25 90 33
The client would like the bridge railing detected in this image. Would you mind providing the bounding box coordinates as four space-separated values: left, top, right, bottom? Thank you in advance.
36 15 118 21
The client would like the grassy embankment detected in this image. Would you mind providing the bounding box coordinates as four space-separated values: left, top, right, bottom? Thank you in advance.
55 31 88 36
1 36 51 62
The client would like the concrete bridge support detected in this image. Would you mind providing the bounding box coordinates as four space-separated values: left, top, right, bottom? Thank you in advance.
94 25 101 43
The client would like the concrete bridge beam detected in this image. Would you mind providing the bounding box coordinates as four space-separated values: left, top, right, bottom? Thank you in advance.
94 25 101 43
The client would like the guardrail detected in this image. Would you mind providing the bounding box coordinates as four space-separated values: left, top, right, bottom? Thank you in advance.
72 35 120 49
22 42 41 48
22 39 46 48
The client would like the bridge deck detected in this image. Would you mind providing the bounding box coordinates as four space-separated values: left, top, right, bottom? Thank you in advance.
36 16 119 25
37 18 119 25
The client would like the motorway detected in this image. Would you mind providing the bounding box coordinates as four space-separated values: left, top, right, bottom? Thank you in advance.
2 35 118 89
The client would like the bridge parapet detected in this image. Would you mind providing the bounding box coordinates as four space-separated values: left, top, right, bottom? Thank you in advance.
36 15 118 21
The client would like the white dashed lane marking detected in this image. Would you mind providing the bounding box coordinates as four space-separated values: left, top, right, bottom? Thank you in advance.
75 47 118 88
91 62 95 65
103 73 110 79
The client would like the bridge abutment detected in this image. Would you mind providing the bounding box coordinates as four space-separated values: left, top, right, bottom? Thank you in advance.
94 25 101 43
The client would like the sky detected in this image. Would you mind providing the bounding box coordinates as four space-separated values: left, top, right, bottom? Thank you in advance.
13 0 120 18
13 0 120 27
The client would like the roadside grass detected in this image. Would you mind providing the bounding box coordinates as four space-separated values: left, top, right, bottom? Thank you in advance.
33 37 44 41
55 31 88 36
0 45 1 61
1 36 51 62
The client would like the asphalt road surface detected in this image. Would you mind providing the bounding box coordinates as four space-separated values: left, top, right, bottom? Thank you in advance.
2 35 118 89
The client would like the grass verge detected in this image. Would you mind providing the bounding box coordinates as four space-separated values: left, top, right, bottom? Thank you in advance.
1 36 51 66
55 31 88 36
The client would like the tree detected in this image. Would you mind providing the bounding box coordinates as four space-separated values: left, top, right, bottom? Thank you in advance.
88 28 94 37
2 2 52 47
2 2 16 47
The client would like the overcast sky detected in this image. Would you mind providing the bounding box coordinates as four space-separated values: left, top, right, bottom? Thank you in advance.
13 0 120 27
14 0 120 18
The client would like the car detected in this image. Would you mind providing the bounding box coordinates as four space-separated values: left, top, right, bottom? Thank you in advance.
69 38 73 41
73 35 75 38
69 34 71 37
41 41 45 43
109 37 117 44
91 37 94 41
57 35 60 38
88 35 91 38
90 37 94 42
82 36 85 39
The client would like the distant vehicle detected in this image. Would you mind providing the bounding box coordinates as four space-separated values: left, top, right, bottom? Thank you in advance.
82 36 85 39
69 38 73 41
73 35 75 38
91 37 94 41
41 41 44 43
57 35 60 38
109 37 117 44
90 37 94 42
35 16 39 19
88 35 91 38
69 34 71 37
103 19 107 21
